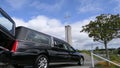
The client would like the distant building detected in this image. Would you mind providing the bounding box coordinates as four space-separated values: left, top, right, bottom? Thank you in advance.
65 25 72 45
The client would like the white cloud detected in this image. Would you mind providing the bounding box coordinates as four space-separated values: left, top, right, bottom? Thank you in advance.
70 16 96 49
13 17 27 26
108 39 120 48
13 15 120 50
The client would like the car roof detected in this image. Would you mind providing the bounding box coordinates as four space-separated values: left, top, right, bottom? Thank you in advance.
16 26 51 37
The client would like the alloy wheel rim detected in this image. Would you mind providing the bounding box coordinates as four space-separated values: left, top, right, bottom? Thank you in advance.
80 58 84 65
38 57 48 68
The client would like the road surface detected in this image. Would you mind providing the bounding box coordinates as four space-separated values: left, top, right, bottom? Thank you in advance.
0 53 96 68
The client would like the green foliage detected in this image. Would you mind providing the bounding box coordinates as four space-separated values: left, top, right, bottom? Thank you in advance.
81 14 120 43
81 14 120 59
110 54 120 62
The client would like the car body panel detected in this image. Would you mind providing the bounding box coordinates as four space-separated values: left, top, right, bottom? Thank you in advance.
50 47 70 62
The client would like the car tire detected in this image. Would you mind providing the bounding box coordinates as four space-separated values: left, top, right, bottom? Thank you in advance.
34 55 49 68
78 57 84 66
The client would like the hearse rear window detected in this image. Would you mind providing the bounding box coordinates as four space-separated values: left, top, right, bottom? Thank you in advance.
0 13 13 32
26 31 50 45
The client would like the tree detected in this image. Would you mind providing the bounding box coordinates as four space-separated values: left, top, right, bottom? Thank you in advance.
118 47 120 55
95 46 99 50
81 14 120 60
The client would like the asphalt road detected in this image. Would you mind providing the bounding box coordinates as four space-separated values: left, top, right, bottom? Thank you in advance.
0 53 95 68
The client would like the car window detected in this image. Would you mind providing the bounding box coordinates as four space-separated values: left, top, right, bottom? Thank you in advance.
54 38 68 50
26 31 50 45
66 44 76 52
0 13 14 33
68 46 75 52
54 40 63 48
63 44 68 50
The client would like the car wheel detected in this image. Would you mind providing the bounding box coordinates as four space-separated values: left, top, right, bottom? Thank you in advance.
34 55 48 68
78 57 84 66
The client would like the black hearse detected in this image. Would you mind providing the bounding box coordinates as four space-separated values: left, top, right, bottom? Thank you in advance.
0 8 84 68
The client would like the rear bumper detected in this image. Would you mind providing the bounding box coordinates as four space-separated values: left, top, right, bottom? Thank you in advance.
0 51 37 65
11 52 37 65
0 50 11 63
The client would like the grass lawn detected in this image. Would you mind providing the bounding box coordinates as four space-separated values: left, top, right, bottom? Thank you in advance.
95 53 120 68
95 61 120 68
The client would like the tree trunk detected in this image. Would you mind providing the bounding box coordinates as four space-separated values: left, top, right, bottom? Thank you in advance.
104 41 110 67
104 41 109 60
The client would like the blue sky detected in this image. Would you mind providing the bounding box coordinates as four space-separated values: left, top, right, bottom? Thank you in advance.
0 0 120 49
1 0 119 22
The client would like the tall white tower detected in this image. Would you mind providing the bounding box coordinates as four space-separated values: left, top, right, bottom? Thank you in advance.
65 25 72 45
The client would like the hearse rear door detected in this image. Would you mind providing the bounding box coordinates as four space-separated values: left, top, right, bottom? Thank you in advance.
0 8 15 36
0 8 15 51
